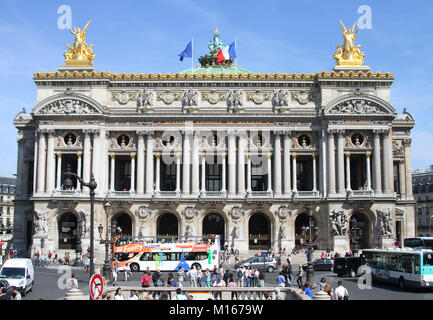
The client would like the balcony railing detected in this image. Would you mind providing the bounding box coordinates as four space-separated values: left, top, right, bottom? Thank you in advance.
52 190 81 197
248 191 273 199
348 190 374 198
201 191 226 199
295 190 320 198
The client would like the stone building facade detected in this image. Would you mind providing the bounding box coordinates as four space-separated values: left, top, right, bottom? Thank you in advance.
413 165 433 237
12 28 416 259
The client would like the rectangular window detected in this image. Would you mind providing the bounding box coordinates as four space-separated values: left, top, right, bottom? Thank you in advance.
251 160 267 192
393 162 400 195
161 162 177 191
206 162 222 192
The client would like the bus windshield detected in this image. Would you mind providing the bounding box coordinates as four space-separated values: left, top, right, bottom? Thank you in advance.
424 253 433 266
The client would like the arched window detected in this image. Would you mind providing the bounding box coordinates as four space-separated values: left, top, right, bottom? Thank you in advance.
58 212 78 249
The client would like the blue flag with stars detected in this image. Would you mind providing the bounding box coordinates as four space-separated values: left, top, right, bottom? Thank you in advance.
178 41 192 61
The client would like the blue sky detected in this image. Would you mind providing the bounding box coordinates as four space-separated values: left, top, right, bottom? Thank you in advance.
0 0 432 175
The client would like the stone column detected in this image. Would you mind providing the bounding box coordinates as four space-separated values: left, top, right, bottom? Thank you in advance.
33 132 39 194
56 153 62 190
82 130 92 194
292 154 297 193
237 132 246 197
382 129 393 195
76 152 82 191
336 130 345 195
273 132 282 196
345 153 351 192
36 130 47 194
136 132 145 195
45 130 56 193
191 133 200 196
145 132 154 196
373 130 382 195
91 130 100 193
130 153 136 193
327 130 336 196
109 154 115 192
247 154 252 195
155 153 160 193
366 152 372 190
182 131 191 196
175 153 181 194
201 153 206 194
267 153 273 194
312 153 317 192
320 129 327 197
283 131 291 196
399 160 406 197
221 153 227 194
228 131 237 197
403 139 413 200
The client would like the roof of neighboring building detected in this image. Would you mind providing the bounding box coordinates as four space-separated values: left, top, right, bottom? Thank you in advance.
0 176 16 186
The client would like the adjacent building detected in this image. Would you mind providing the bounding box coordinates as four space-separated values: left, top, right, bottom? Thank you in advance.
413 165 433 236
0 176 16 233
12 23 416 259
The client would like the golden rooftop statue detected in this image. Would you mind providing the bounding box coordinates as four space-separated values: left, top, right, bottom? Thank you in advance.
333 20 365 67
64 20 95 66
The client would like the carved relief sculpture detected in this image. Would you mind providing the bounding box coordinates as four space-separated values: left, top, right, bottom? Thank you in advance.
227 90 244 113
329 209 348 237
377 208 393 238
137 89 154 113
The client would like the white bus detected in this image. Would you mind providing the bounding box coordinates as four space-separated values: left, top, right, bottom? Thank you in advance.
362 248 433 289
404 237 433 250
112 235 221 272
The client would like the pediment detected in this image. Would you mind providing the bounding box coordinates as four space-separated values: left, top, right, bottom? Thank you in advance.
325 94 395 117
32 93 104 116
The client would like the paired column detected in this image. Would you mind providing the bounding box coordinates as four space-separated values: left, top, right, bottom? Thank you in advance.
191 133 200 196
130 154 136 193
237 132 246 196
45 130 56 193
267 154 272 194
283 132 291 196
366 152 372 190
91 129 100 193
56 153 62 190
312 153 317 192
201 153 206 193
221 153 227 194
145 132 154 195
136 132 145 195
327 130 336 195
372 130 382 195
246 154 252 194
175 154 181 194
382 129 393 195
345 153 351 192
227 131 237 197
403 139 413 199
320 129 327 197
36 130 47 193
292 154 297 192
273 132 282 196
154 154 160 193
82 130 92 194
336 130 346 195
77 152 82 191
109 154 115 192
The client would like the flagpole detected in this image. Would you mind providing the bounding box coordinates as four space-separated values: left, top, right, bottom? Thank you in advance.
191 37 194 71
235 37 237 67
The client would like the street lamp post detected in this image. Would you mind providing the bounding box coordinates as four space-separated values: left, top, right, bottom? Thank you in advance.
99 201 113 283
64 164 97 278
305 209 314 283
350 219 361 256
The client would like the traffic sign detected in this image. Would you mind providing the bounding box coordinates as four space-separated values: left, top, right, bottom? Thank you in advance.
0 240 4 247
89 273 104 300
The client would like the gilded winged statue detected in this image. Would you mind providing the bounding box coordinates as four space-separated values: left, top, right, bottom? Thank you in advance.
64 21 95 64
333 20 364 66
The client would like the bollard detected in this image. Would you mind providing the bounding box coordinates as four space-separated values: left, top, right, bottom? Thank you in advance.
64 288 88 300
313 290 331 300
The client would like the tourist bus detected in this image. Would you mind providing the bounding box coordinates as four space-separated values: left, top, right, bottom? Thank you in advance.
403 237 433 250
112 235 221 272
362 248 433 289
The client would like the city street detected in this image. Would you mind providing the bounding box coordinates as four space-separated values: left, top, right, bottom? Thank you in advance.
21 263 433 300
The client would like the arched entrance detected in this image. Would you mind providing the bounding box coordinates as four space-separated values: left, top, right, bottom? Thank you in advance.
295 212 318 248
249 213 271 250
349 212 371 250
202 213 225 241
58 212 78 249
157 213 178 236
111 213 133 236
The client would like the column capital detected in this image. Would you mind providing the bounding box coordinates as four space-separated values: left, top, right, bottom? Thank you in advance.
91 129 100 136
77 152 82 159
273 130 283 136
327 128 338 135
155 153 161 159
366 151 371 158
56 152 62 159
82 129 93 137
267 153 272 159
312 153 317 160
373 128 389 136
283 130 292 137
109 153 116 160
403 138 412 147
130 153 136 160
221 153 227 159
247 153 251 160
292 154 297 159
345 152 351 158
201 153 206 159
136 130 147 136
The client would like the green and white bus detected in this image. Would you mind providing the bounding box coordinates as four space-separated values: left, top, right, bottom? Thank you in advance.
362 248 433 289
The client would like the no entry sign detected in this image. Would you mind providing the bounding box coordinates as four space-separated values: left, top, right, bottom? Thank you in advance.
89 273 104 300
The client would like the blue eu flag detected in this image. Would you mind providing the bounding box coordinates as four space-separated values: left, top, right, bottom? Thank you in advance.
178 41 192 61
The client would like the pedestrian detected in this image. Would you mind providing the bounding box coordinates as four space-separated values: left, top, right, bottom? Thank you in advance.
245 266 251 287
114 288 125 300
188 266 197 287
277 271 286 287
177 267 185 287
212 275 226 300
236 265 243 287
223 269 231 286
296 266 303 288
318 277 327 291
205 268 211 287
167 272 176 287
141 271 152 288
54 253 58 263
67 273 79 289
159 293 169 300
85 257 90 271
123 262 131 282
196 266 202 287
258 269 265 287
299 281 313 298
227 276 238 300
287 265 293 287
323 283 334 299
11 288 22 300
211 267 219 284
112 259 119 284
286 255 291 267
128 290 138 300
172 288 187 300
263 291 272 300
152 269 162 287
334 280 349 300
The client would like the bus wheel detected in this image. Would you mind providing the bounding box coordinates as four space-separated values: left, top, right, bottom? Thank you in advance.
398 277 405 290
130 263 140 272
191 263 201 270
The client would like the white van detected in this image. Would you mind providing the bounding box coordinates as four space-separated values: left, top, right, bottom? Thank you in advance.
0 258 34 296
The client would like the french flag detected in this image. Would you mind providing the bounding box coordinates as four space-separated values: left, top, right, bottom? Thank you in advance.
216 41 236 63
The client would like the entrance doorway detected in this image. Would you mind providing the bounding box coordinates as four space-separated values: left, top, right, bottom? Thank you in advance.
157 213 178 236
349 212 371 250
111 213 133 236
248 213 271 250
202 213 225 241
58 212 78 249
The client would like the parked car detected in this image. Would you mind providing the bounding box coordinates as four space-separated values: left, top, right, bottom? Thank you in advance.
302 258 334 271
333 256 365 277
0 258 34 296
235 256 279 272
0 280 13 300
